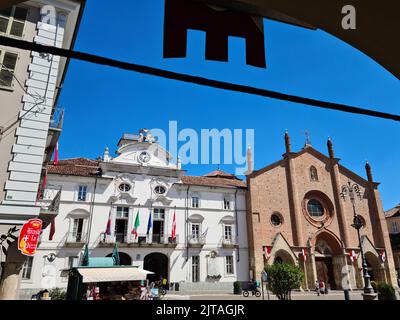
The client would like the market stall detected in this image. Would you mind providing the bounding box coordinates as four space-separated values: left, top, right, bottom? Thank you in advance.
65 263 153 300
64 245 154 300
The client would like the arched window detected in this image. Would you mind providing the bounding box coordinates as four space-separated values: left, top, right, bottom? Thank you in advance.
310 166 318 181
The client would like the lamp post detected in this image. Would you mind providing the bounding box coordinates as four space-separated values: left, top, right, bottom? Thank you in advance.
340 181 376 299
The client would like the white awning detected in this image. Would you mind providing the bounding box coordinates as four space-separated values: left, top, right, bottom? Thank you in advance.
76 267 153 283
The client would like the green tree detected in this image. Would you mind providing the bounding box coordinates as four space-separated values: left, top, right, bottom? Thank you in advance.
265 263 304 300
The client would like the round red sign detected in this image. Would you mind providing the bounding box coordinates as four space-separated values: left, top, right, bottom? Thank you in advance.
18 219 43 256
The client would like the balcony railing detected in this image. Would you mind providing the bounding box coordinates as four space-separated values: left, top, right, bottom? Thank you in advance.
221 236 238 247
98 232 178 246
38 188 62 227
115 233 128 243
188 234 206 246
49 106 64 129
66 232 87 244
37 188 61 212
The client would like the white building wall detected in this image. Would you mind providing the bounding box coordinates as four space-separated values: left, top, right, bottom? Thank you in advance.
19 170 249 298
1 1 80 222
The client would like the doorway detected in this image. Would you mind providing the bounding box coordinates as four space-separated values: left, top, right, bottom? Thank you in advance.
152 208 165 244
315 256 336 289
143 252 168 283
152 221 164 243
73 218 84 242
106 252 132 266
115 219 128 243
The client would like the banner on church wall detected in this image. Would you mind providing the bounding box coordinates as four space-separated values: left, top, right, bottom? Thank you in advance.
18 219 43 256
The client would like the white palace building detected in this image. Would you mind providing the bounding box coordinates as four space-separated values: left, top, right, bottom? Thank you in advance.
18 130 249 298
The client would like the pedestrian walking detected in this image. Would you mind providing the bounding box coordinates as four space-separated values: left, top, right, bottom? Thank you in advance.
315 280 320 296
162 277 168 290
319 280 326 296
139 285 147 300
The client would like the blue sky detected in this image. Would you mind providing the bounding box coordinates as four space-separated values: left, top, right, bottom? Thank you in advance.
57 0 399 210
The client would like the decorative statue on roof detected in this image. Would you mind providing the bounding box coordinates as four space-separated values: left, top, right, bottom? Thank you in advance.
139 128 156 143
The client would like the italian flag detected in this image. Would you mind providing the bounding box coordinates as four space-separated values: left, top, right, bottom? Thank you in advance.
131 210 140 239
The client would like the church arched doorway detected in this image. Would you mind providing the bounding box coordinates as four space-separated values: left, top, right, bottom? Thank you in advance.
314 231 342 290
143 252 169 283
365 252 385 283
106 252 132 265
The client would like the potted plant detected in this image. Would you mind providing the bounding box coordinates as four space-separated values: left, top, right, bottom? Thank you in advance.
376 283 397 300
233 281 242 295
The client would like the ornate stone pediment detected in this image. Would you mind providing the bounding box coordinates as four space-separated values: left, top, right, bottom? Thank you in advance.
107 193 137 205
144 196 172 206
107 174 137 204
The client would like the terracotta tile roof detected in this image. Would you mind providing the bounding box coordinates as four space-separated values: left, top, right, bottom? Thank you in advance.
385 204 400 218
181 176 246 188
48 158 100 177
203 169 239 180
48 158 246 188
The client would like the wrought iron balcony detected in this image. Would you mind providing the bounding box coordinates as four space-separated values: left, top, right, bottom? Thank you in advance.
65 232 87 245
98 232 178 247
44 106 64 164
221 235 238 248
188 234 206 247
37 188 61 226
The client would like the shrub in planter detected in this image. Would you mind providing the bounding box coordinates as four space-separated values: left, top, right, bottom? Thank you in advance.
233 281 242 295
376 283 396 300
49 288 67 300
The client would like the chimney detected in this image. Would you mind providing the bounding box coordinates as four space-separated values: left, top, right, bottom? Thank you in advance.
365 161 373 182
327 137 334 159
244 145 254 175
284 130 291 153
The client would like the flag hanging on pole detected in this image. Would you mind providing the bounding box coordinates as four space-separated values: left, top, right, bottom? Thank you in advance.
131 209 140 239
263 246 271 260
105 209 112 236
53 142 59 166
349 250 357 263
379 250 386 263
171 210 176 240
112 243 120 265
146 209 152 235
302 248 307 261
48 216 56 241
37 173 47 201
81 244 89 266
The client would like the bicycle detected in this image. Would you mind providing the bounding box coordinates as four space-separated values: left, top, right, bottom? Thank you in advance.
154 280 167 298
242 288 261 298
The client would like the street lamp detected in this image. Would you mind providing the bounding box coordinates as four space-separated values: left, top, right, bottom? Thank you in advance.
340 181 375 297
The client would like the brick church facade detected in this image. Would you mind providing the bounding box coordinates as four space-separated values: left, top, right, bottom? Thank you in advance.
245 132 397 290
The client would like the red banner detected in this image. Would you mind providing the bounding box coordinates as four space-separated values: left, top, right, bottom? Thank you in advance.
18 219 42 256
